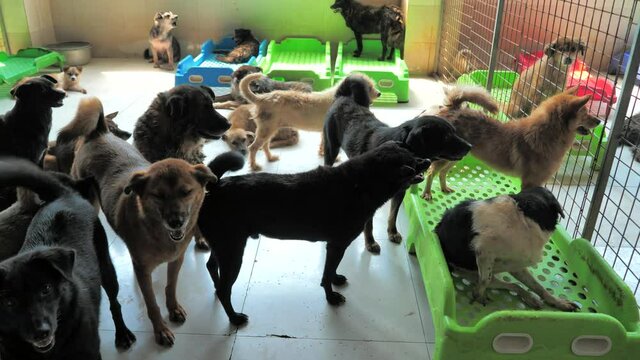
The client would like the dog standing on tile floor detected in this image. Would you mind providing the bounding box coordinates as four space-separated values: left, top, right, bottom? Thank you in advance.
436 187 578 311
323 75 472 253
72 98 217 346
199 143 431 325
144 11 181 70
503 37 585 118
423 85 601 200
239 72 380 171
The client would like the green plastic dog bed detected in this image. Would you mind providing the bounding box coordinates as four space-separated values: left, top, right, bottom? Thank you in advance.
0 48 65 97
257 37 333 91
403 154 640 359
334 39 409 104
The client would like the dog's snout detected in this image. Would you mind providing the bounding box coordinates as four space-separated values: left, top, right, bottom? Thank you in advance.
33 323 51 341
376 91 382 97
167 217 185 230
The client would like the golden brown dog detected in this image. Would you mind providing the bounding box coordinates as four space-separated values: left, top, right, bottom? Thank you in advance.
44 98 130 173
71 101 216 347
222 104 299 155
451 49 476 79
423 85 600 200
504 37 585 118
239 72 380 171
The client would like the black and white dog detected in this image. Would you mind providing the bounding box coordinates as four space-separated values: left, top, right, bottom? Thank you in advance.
435 187 578 311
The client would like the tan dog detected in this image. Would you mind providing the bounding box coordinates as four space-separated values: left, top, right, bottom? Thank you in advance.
451 49 476 79
222 104 299 155
504 37 585 118
11 66 87 97
423 85 600 200
239 72 380 171
71 100 216 347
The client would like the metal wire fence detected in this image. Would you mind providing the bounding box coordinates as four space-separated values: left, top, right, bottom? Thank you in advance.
437 0 640 302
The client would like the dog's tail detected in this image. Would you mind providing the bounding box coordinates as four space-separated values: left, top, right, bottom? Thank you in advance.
207 151 245 179
443 86 499 114
0 158 68 203
239 72 264 104
57 96 107 144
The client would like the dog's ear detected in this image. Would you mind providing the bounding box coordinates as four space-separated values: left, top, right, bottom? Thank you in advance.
106 111 119 120
34 248 76 282
124 171 149 195
166 95 186 118
221 133 228 141
200 86 215 100
63 65 71 72
563 85 580 95
154 12 163 21
336 77 370 106
567 94 592 113
192 164 217 185
578 41 586 56
245 131 255 143
404 126 425 153
41 74 58 84
544 42 557 57
76 66 83 72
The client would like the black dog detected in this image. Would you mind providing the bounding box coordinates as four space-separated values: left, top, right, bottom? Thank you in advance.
216 29 260 64
213 65 312 109
198 143 430 325
0 76 66 211
133 84 230 165
0 159 136 360
323 76 472 253
331 0 406 60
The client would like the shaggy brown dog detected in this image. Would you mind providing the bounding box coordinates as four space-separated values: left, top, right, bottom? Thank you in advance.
44 98 131 173
423 85 601 200
504 37 585 118
222 104 299 155
239 72 380 171
72 103 217 347
216 29 260 64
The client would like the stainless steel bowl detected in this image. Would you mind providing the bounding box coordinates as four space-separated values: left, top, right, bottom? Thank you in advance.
44 41 92 66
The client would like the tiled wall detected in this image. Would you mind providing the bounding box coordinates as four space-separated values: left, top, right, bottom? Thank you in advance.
47 0 438 74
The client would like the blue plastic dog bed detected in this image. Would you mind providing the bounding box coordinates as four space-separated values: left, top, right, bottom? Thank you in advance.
175 37 268 88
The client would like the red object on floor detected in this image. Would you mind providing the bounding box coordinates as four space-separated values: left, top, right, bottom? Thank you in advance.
516 51 617 116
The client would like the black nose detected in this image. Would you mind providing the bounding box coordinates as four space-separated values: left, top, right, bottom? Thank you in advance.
34 325 51 341
376 92 382 97
167 217 185 229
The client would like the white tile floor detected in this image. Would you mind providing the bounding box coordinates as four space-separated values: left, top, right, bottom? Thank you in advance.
0 59 443 360
3 59 639 359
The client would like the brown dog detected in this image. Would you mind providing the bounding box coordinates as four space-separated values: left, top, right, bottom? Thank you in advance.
504 37 585 118
423 85 601 200
240 72 380 171
44 97 131 173
72 101 217 347
222 104 299 155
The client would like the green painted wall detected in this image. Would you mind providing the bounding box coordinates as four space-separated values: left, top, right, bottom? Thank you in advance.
0 0 31 53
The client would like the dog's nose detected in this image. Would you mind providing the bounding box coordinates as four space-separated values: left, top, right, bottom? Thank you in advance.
376 92 382 97
34 324 51 341
167 217 185 230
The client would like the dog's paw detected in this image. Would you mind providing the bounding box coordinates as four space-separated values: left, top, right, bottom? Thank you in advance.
388 232 403 244
352 51 362 57
169 304 187 323
553 298 580 312
267 154 280 162
442 186 455 194
153 63 160 68
230 312 249 326
195 238 210 251
327 291 346 305
115 327 137 350
366 241 381 254
250 163 262 172
154 325 175 347
421 192 433 201
332 274 347 286
377 57 386 61
81 89 87 94
471 290 490 306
